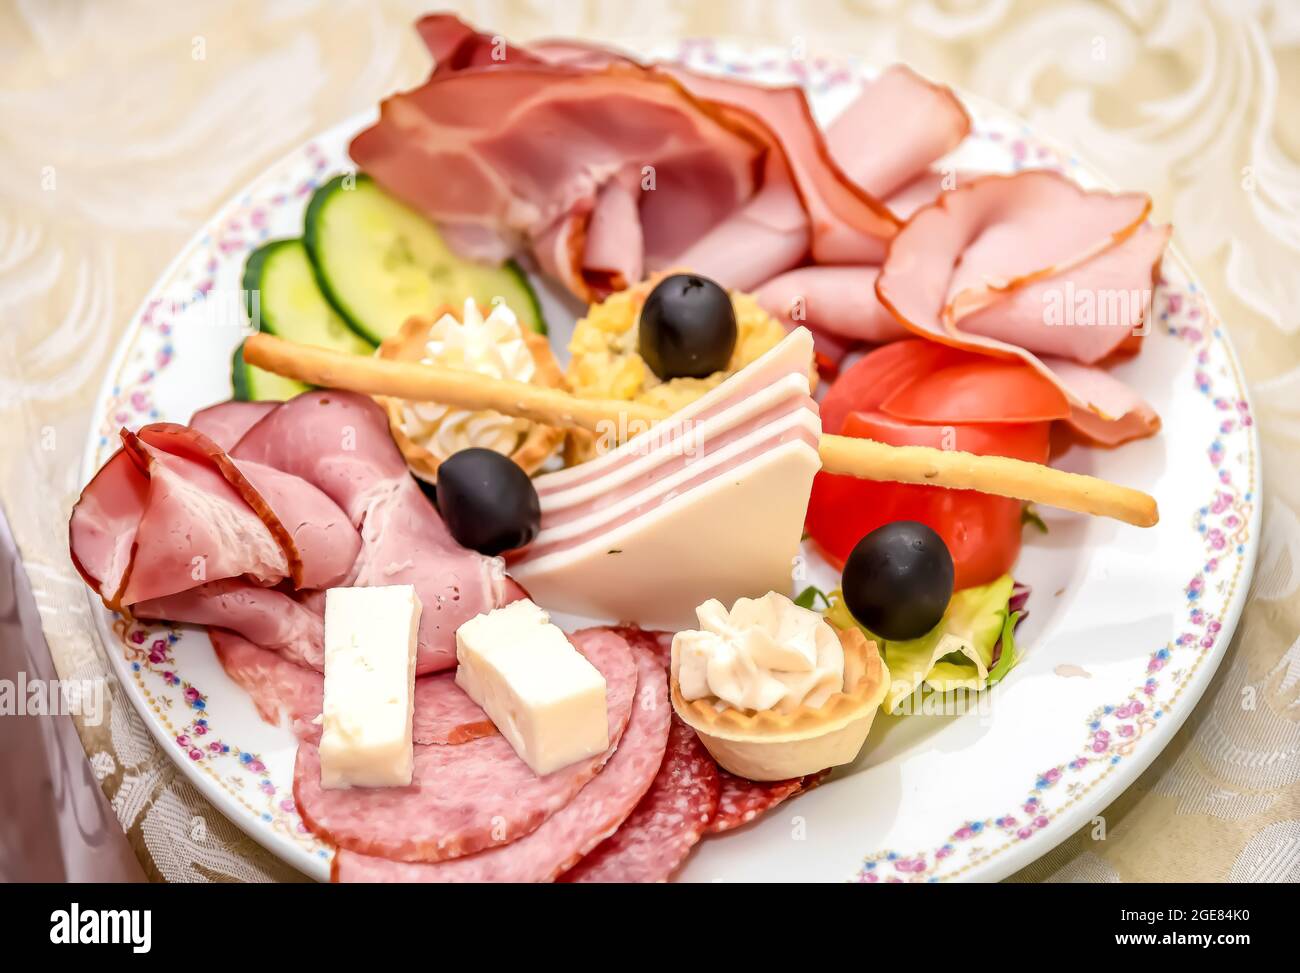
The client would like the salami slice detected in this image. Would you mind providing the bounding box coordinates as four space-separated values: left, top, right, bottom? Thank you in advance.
615 625 824 837
560 713 719 883
294 627 637 863
211 630 322 742
212 631 496 747
332 640 670 882
706 771 806 834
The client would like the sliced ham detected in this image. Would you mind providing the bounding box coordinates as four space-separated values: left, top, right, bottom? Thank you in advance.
116 430 287 607
189 400 277 452
349 59 762 302
232 391 509 673
69 449 148 610
661 66 897 266
332 636 670 882
133 579 325 670
754 266 906 344
211 629 323 740
874 171 1169 444
293 628 637 863
136 423 359 591
826 64 970 200
884 168 986 220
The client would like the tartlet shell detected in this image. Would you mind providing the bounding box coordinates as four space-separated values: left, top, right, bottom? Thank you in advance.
671 626 890 781
374 309 568 482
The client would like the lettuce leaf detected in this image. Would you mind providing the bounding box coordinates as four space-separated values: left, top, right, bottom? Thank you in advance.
826 574 1015 714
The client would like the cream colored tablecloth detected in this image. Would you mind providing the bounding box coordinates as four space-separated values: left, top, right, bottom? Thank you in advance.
2 0 1297 883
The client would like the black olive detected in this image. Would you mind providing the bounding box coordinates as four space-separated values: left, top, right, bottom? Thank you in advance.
434 448 540 556
638 273 737 380
842 521 954 641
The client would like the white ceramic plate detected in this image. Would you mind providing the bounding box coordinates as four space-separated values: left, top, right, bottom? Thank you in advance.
82 41 1260 883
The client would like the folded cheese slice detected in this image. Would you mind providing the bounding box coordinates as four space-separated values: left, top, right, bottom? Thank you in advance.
512 328 820 628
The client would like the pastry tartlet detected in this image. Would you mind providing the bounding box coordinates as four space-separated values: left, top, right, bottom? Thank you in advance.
564 271 791 463
671 625 890 782
375 308 568 481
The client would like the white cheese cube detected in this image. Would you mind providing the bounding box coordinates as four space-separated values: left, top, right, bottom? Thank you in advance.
319 585 421 789
455 599 608 776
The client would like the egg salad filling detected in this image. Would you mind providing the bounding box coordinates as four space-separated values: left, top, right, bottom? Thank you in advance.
566 273 789 414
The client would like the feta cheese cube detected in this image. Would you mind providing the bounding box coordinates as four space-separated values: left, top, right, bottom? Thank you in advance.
455 599 608 776
319 585 421 789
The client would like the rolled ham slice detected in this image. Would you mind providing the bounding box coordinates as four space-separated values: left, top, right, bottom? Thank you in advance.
875 171 1169 444
349 57 762 302
115 430 288 607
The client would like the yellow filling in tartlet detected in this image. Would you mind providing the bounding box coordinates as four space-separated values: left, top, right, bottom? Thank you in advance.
566 274 788 413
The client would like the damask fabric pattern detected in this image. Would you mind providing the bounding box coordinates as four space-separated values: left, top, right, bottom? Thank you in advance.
0 0 1296 883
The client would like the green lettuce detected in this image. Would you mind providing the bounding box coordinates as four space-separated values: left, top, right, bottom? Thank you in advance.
826 574 1015 714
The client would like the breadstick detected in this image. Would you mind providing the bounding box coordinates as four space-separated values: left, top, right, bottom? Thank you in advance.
242 332 1159 527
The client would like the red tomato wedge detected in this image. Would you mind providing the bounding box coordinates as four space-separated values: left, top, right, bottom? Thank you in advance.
880 360 1071 424
819 340 971 435
807 410 1050 590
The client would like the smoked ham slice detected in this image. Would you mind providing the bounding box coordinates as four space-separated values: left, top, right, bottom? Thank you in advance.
875 171 1168 444
825 64 970 201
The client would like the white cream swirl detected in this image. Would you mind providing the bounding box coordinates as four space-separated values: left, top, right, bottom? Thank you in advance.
672 592 845 714
399 299 535 460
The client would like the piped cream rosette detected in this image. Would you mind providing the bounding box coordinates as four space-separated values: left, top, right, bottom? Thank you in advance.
376 299 567 480
669 592 890 781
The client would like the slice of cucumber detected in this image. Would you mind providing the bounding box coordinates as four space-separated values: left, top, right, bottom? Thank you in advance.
243 239 374 353
303 173 546 345
231 341 310 402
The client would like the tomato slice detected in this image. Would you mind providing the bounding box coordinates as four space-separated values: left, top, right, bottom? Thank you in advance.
819 340 972 435
880 360 1071 424
807 410 1050 590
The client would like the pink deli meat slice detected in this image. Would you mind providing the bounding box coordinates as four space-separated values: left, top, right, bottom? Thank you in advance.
754 266 907 344
136 422 360 591
560 714 719 883
212 630 495 747
134 578 325 670
189 400 278 452
875 170 1168 445
211 629 323 741
825 64 970 201
706 771 805 834
294 628 637 863
69 449 149 610
232 390 510 674
331 638 670 882
115 430 288 607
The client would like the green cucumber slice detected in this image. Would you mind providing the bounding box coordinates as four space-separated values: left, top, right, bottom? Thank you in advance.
231 341 310 402
303 173 546 344
242 239 373 353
